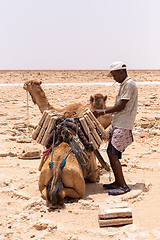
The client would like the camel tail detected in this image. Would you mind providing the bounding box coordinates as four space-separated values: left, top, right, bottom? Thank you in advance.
46 158 64 206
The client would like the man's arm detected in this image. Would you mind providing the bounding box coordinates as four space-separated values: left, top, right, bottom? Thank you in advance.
93 99 129 118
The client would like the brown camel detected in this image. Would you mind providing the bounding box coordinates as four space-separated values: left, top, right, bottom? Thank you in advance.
23 80 112 128
90 93 112 129
38 142 99 206
23 80 84 118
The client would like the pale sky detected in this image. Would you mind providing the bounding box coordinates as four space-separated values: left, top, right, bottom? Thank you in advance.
0 0 160 70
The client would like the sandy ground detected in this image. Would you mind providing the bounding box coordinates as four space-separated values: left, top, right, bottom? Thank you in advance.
0 70 160 240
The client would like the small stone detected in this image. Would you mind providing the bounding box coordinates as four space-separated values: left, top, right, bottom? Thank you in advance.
17 137 32 143
0 122 8 126
9 151 17 157
0 152 8 157
33 219 57 231
18 147 41 159
30 234 35 238
29 169 37 174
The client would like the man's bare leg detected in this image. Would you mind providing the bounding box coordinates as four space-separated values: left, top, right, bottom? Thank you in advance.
107 152 127 188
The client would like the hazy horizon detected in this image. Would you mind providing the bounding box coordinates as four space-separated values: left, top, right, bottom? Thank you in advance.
0 0 160 70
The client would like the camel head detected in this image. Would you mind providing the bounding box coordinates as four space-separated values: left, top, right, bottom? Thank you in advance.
90 93 107 110
23 80 55 113
23 80 42 91
23 80 43 104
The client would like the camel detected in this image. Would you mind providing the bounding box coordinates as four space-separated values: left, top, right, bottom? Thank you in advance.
38 133 99 206
23 80 84 118
90 93 112 129
23 80 112 128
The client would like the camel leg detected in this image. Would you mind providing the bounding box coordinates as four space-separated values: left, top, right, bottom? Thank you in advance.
41 185 83 200
41 187 47 200
39 168 52 194
62 187 84 199
61 167 85 199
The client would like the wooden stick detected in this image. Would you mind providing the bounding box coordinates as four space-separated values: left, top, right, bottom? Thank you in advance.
93 149 110 171
38 155 45 171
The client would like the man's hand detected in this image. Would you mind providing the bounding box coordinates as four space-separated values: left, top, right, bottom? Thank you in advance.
93 99 129 118
93 109 105 118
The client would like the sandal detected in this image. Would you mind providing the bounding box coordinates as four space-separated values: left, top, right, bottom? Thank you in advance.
103 182 119 190
108 186 130 195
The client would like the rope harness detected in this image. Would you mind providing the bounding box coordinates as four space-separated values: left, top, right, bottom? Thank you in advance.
45 117 99 179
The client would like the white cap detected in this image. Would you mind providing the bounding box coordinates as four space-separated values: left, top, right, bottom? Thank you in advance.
107 61 127 77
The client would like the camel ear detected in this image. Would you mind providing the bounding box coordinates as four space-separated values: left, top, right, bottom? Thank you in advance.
90 95 94 103
39 81 42 85
104 95 107 102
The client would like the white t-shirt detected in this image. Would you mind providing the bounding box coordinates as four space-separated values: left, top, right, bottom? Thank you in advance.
112 76 138 130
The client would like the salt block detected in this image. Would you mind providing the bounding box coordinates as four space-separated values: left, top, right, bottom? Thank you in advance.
99 218 133 227
98 206 133 227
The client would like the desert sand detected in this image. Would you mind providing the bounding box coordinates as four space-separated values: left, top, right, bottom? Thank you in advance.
0 70 160 240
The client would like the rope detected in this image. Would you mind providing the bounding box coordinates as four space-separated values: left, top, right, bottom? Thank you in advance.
61 149 72 169
85 166 101 179
69 138 102 179
26 91 29 125
50 131 56 170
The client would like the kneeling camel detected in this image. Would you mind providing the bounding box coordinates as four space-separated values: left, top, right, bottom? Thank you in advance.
38 124 99 206
39 142 98 205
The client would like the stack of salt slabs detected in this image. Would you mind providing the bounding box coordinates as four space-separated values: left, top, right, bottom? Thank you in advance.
98 203 133 227
32 110 63 146
79 108 108 149
32 108 108 149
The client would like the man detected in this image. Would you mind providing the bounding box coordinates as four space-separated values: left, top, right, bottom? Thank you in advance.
93 61 138 195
